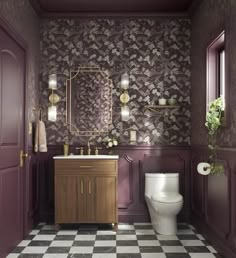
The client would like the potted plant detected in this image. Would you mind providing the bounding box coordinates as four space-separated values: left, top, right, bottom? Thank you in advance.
197 97 224 175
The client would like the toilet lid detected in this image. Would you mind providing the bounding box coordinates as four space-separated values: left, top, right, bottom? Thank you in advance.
151 192 183 203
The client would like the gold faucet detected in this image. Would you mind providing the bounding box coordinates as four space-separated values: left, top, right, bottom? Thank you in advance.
87 141 91 155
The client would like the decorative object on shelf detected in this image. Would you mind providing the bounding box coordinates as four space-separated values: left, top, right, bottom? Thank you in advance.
197 97 224 175
130 130 137 144
106 138 118 148
168 98 177 105
48 74 60 122
158 98 167 105
120 72 130 121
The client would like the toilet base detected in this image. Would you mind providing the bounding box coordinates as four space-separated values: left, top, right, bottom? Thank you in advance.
152 215 177 235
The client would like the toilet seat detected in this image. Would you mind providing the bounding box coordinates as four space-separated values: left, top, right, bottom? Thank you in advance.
151 192 183 203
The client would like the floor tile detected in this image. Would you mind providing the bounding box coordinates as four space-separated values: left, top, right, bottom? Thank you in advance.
46 247 70 253
33 235 55 241
7 223 222 258
189 254 216 258
93 246 116 253
73 240 95 246
57 230 78 235
94 240 116 246
117 246 140 253
28 241 51 246
42 254 68 258
141 254 166 258
69 246 93 253
92 254 116 258
162 246 187 253
68 254 92 258
138 240 160 246
21 247 48 254
180 240 204 246
18 241 31 247
118 224 135 230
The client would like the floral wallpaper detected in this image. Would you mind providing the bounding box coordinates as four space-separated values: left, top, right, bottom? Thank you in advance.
40 18 191 146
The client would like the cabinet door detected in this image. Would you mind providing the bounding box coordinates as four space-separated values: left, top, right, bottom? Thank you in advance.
55 176 77 223
95 176 117 223
77 176 87 222
86 176 95 222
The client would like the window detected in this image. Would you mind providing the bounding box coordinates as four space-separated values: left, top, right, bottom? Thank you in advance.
218 47 225 108
206 31 226 114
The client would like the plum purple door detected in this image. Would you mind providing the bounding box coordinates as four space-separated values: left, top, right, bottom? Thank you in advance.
0 26 25 258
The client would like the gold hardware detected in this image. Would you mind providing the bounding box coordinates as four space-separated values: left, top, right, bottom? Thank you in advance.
76 147 84 155
95 147 102 155
49 92 60 104
88 180 91 194
120 90 130 104
79 166 93 168
87 141 91 155
63 144 69 156
80 179 84 194
20 150 28 168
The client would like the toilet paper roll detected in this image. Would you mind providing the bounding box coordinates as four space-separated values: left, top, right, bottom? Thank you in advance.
197 162 211 175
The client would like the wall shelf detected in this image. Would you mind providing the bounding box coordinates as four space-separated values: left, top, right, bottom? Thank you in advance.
144 105 179 112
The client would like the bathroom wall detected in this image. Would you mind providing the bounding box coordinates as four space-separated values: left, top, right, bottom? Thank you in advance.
191 1 236 257
40 17 191 146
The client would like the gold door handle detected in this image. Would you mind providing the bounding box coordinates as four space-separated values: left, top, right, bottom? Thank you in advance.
79 165 93 168
88 180 91 194
80 179 84 194
20 150 28 168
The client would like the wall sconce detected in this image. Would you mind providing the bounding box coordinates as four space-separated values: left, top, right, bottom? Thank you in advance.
120 73 130 121
48 74 60 122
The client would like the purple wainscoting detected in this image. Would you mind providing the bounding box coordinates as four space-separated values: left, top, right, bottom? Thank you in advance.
191 146 236 258
34 145 191 224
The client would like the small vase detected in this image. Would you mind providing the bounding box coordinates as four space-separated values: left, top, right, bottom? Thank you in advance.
158 98 167 105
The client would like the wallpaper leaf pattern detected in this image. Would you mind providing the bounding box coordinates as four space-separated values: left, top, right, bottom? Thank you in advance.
40 18 191 146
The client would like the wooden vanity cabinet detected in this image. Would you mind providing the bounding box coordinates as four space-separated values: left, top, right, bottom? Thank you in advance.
54 159 118 225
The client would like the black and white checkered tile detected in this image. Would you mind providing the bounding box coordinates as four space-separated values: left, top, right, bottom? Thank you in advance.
7 223 224 258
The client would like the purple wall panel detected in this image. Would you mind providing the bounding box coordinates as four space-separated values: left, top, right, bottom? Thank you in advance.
35 145 191 223
190 1 236 257
191 146 236 258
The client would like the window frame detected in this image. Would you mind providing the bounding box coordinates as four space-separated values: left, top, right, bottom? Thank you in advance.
206 30 228 125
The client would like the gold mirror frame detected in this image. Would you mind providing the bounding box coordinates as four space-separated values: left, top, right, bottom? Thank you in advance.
66 66 113 136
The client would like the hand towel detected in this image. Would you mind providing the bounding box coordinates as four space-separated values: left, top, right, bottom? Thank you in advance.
34 120 47 152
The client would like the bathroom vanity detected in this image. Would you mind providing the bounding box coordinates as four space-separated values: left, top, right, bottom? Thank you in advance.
54 155 119 226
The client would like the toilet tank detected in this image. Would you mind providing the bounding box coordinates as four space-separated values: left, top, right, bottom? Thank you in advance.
145 173 180 197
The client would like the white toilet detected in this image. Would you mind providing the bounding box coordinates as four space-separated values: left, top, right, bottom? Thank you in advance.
145 173 183 235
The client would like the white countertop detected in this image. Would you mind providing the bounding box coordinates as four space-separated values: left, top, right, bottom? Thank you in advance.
53 155 119 160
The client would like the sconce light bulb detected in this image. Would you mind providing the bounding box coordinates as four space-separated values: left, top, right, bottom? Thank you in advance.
48 105 57 122
49 74 57 90
121 105 130 121
121 73 129 90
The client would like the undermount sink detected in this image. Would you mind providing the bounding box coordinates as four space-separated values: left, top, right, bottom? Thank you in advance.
53 155 119 160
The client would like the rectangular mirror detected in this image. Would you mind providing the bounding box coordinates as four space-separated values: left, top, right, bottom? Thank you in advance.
66 67 113 136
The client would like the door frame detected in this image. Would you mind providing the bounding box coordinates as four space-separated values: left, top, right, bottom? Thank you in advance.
0 16 29 236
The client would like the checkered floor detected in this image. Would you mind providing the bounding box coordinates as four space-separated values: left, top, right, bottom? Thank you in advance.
7 223 224 258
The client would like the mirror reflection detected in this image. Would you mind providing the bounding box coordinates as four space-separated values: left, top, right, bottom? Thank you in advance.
66 67 113 136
